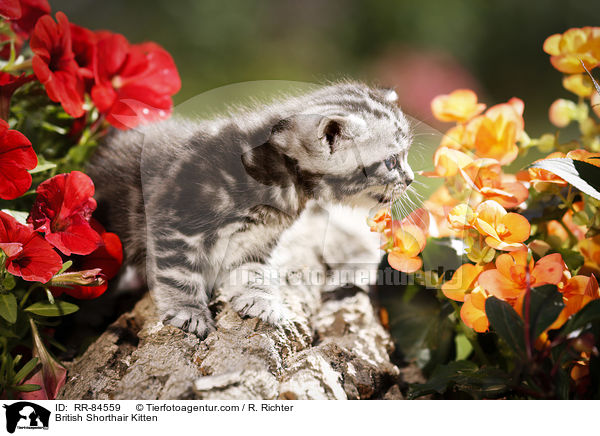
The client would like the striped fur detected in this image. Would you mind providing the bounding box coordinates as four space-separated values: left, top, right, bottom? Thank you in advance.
87 82 414 338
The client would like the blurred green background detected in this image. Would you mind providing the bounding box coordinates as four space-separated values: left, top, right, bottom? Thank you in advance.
54 0 599 136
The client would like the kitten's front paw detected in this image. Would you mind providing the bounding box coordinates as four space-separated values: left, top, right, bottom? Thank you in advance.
230 287 291 325
162 307 216 339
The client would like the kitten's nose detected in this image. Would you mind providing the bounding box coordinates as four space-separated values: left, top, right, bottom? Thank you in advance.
403 166 414 187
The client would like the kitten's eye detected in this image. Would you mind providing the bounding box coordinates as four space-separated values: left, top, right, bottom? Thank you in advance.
384 155 397 171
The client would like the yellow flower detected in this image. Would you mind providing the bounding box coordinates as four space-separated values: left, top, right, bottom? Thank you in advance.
422 146 474 178
473 200 531 251
543 27 600 74
579 236 600 277
466 98 525 165
563 74 595 98
459 158 529 208
431 89 486 123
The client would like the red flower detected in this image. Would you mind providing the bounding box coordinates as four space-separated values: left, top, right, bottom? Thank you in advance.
9 0 50 38
0 119 37 199
0 211 62 283
70 22 96 90
28 171 102 256
0 0 22 20
0 71 35 119
91 33 181 129
30 12 84 118
51 220 123 299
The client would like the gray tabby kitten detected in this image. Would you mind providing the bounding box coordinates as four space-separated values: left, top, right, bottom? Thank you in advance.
87 82 414 338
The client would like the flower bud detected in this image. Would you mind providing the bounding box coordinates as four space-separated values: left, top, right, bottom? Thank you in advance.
549 99 577 127
49 268 105 287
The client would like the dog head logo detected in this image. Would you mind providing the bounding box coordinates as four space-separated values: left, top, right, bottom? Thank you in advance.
3 402 50 433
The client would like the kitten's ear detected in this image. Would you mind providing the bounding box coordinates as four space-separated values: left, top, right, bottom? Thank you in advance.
378 88 398 103
269 114 362 154
317 116 345 153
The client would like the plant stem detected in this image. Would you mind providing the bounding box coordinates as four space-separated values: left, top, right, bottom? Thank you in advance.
524 267 533 361
2 58 32 73
557 219 578 248
19 283 45 308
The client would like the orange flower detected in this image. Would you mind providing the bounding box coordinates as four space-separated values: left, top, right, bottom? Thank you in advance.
472 200 530 251
547 201 587 242
461 287 490 333
459 158 529 208
431 89 486 123
478 250 565 300
527 152 569 191
528 150 600 192
387 208 429 273
440 124 469 150
566 149 600 167
543 27 600 74
367 208 392 235
579 235 600 277
466 98 525 165
442 264 491 332
549 274 600 330
592 92 600 119
442 263 485 302
422 146 474 178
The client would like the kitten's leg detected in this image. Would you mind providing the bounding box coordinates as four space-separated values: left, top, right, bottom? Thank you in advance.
149 233 216 338
219 262 291 324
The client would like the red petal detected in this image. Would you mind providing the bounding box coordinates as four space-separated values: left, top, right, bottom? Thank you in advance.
10 233 63 282
44 214 101 256
0 0 22 19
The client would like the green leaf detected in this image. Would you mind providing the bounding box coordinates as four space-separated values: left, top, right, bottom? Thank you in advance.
407 361 478 398
0 326 18 338
2 274 16 291
28 156 57 174
13 357 39 384
528 158 600 200
0 293 17 324
421 237 463 275
12 383 41 392
485 296 525 355
554 368 570 400
57 260 73 275
25 300 79 317
454 333 473 361
559 299 600 335
556 248 584 272
526 285 564 340
452 367 510 397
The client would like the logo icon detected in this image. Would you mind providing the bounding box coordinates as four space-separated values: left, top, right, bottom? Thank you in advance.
3 402 50 433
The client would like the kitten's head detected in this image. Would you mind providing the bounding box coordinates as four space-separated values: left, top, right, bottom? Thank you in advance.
266 83 414 207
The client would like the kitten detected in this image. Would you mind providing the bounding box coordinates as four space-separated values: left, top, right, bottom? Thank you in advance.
87 82 414 338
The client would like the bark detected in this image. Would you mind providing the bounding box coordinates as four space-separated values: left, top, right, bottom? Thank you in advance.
58 203 412 400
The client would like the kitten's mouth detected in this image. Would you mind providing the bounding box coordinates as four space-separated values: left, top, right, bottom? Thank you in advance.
375 193 393 203
373 184 405 203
